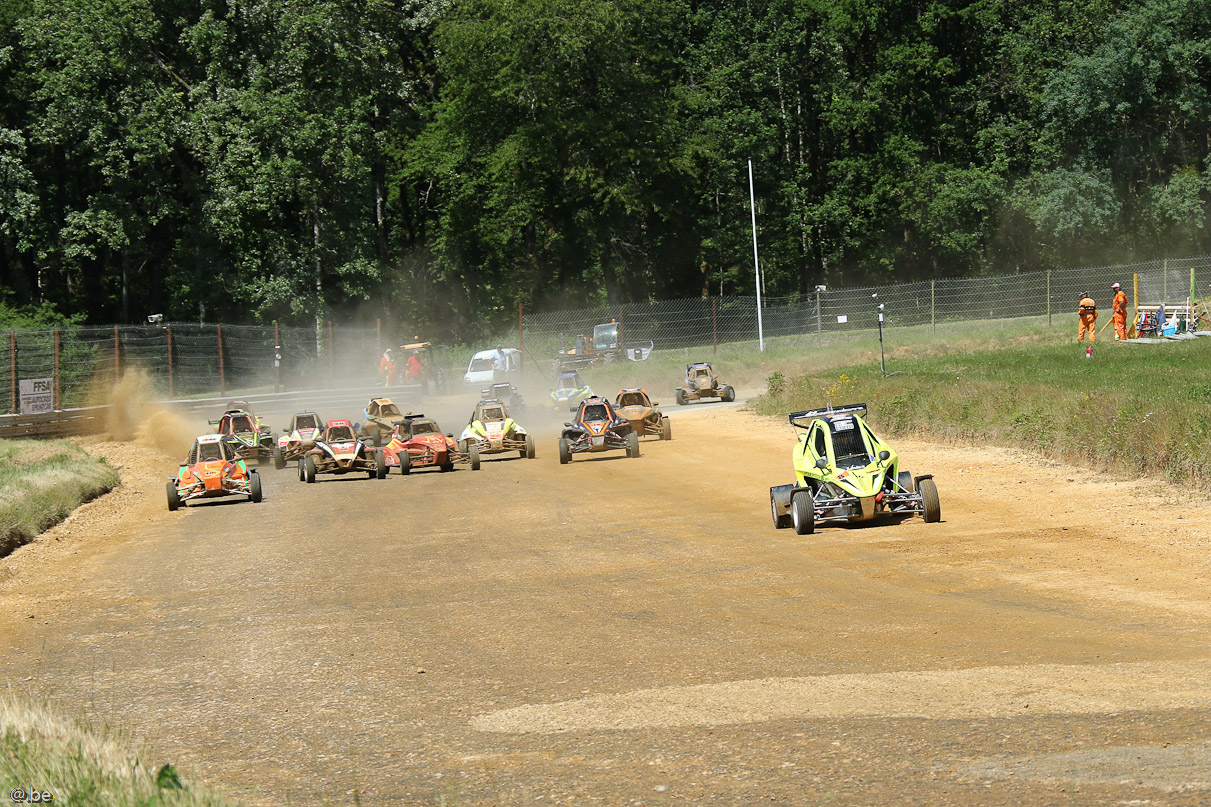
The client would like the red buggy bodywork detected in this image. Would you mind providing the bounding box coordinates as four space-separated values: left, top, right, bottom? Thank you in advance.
381 415 481 474
167 434 262 510
299 419 386 482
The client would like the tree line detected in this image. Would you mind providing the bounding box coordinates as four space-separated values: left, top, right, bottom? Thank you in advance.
1 0 1208 339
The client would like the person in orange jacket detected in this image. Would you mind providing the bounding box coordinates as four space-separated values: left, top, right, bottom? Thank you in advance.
379 348 397 386
1111 282 1129 340
1078 292 1097 343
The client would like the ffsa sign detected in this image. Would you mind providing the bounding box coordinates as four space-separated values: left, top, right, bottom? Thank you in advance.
19 377 54 414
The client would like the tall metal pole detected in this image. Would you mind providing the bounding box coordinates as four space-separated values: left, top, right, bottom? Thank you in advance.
273 320 280 393
53 328 60 410
217 324 225 397
876 301 886 377
114 326 120 382
1046 270 1052 328
747 159 765 351
518 303 525 380
815 288 822 336
167 325 174 397
712 298 718 354
9 330 15 414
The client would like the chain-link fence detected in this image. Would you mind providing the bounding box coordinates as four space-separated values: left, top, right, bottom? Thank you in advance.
1 322 382 414
519 255 1211 353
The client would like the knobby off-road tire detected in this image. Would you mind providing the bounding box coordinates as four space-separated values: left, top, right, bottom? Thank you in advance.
249 472 263 503
791 492 815 535
661 417 672 441
627 431 640 458
722 385 736 403
675 389 686 406
297 459 305 482
375 452 387 479
304 456 317 484
469 445 481 471
399 452 411 475
525 433 536 459
273 446 285 470
166 481 180 512
558 438 571 465
458 439 469 455
897 470 915 493
919 478 941 523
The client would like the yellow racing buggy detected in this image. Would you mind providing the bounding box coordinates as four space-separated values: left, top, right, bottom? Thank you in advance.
769 404 940 535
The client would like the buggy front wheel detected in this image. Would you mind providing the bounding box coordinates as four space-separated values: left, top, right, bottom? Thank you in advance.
304 455 317 484
166 481 180 512
919 478 941 523
273 445 285 470
626 432 640 458
469 445 481 471
399 452 411 475
249 472 263 503
525 433 536 459
897 470 915 493
375 452 387 479
661 416 672 441
791 492 815 535
558 438 571 465
770 489 791 529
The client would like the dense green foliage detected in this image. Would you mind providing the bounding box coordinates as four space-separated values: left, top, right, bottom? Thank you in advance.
756 331 1211 487
1 0 1208 338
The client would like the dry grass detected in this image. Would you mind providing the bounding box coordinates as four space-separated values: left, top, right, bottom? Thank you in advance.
1 695 237 806
0 440 119 557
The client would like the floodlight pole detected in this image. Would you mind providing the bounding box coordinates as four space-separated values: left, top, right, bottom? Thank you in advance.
748 159 765 351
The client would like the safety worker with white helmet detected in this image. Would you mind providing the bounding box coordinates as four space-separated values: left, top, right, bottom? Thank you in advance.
1111 282 1129 340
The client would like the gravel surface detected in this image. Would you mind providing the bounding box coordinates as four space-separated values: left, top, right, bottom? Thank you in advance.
3 401 1211 805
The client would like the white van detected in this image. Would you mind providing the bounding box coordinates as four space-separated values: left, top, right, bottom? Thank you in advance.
464 348 520 386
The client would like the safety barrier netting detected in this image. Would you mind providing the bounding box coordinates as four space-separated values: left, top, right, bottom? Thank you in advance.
519 255 1211 352
2 323 380 414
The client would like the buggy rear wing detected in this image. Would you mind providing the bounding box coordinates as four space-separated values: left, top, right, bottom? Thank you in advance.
788 403 868 428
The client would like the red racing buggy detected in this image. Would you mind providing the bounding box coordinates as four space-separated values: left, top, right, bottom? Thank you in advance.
381 414 481 474
299 419 386 482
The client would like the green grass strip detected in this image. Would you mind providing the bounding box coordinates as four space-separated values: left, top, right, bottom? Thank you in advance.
0 440 119 557
756 331 1211 487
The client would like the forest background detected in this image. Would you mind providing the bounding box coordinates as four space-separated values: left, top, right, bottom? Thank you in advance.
0 0 1208 342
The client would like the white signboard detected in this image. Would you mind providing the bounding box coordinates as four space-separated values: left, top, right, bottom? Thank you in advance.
836 315 848 324
19 378 54 415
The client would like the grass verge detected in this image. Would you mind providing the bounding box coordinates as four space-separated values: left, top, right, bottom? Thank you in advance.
1 696 236 806
0 440 119 557
755 328 1211 487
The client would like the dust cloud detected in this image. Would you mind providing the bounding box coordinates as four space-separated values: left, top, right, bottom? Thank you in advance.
95 369 194 458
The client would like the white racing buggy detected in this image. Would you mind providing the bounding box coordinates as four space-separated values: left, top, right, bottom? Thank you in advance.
300 419 387 482
769 404 941 535
459 399 536 459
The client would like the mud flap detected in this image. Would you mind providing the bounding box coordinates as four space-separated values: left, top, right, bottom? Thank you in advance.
770 483 794 517
858 495 877 521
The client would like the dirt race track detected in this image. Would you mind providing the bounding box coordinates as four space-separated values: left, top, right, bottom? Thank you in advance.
4 400 1211 806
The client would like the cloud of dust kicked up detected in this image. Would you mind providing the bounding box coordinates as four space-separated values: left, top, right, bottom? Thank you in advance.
97 369 195 457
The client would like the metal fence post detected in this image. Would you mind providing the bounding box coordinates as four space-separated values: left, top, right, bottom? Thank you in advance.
712 298 718 354
618 304 625 352
9 331 15 414
327 320 334 381
114 326 120 382
1164 258 1168 300
518 303 525 379
930 280 936 333
274 321 280 393
167 325 174 397
53 328 60 410
1046 271 1052 328
217 323 225 397
815 289 822 337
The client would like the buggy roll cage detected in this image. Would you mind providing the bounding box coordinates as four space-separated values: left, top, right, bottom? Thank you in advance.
788 403 868 429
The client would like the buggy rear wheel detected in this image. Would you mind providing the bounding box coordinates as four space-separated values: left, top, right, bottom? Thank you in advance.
919 478 941 523
626 431 640 458
791 491 815 535
273 445 285 470
770 489 791 529
249 472 263 503
166 481 180 512
558 438 571 465
525 433 536 459
661 416 672 441
304 455 317 484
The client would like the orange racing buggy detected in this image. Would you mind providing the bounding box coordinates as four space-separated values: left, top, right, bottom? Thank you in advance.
557 395 640 464
381 414 481 474
167 434 262 510
300 419 386 482
614 388 671 441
